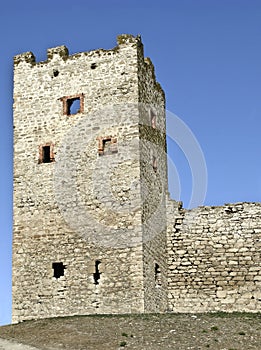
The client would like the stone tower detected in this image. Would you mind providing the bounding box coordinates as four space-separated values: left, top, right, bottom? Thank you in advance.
12 35 168 322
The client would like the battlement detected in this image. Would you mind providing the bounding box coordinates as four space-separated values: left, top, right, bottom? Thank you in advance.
13 34 142 67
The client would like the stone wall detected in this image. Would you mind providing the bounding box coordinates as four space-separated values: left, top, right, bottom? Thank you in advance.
167 200 261 312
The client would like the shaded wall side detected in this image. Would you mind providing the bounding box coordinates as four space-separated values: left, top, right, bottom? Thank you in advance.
137 44 168 312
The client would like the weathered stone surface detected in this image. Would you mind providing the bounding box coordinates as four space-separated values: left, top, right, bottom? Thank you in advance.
167 201 261 312
12 35 260 323
13 35 167 323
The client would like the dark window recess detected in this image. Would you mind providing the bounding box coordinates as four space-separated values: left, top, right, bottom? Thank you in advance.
150 109 156 129
155 263 162 286
39 143 55 164
53 69 59 77
91 63 97 69
43 146 51 163
93 260 101 285
97 137 118 156
67 97 80 115
52 262 66 279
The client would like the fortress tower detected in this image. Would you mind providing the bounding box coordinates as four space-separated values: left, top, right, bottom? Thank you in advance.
12 35 169 322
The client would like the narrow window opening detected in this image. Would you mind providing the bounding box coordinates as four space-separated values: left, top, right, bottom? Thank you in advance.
91 63 97 69
67 97 81 115
53 69 59 77
43 146 51 163
103 139 112 155
93 260 101 285
150 109 156 129
52 262 66 279
152 156 157 173
155 263 162 287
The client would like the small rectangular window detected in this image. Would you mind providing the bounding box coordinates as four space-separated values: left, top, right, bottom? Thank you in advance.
43 146 51 163
97 136 118 156
102 139 114 155
60 94 84 115
38 143 55 164
52 262 66 279
67 97 80 115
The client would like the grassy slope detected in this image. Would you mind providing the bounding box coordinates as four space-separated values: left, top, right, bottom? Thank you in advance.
0 313 260 350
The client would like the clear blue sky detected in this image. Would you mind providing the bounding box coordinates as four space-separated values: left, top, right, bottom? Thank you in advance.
0 0 260 326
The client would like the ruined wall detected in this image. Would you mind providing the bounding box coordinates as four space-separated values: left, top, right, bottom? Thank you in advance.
167 200 261 312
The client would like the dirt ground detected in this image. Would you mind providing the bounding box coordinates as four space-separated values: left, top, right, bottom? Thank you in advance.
0 313 260 350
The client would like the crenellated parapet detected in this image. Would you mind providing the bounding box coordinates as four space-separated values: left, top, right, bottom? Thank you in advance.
14 51 36 66
13 34 143 68
47 45 69 61
117 33 142 46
